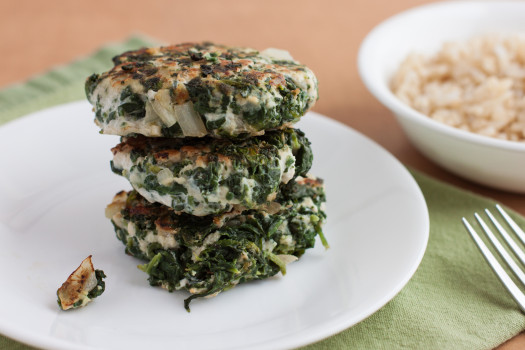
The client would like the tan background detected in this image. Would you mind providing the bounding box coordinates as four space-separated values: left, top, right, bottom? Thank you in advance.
1 0 524 348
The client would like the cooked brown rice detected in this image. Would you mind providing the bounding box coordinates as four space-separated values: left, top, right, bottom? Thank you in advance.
391 35 525 143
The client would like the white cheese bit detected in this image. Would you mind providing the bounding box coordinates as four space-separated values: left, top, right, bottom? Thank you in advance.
260 91 278 110
90 78 120 114
204 107 262 136
135 187 173 208
129 171 146 187
262 239 277 253
105 194 125 219
112 152 133 173
177 278 189 289
111 212 125 229
127 222 136 236
239 178 257 205
191 231 221 262
278 147 295 184
280 235 294 246
219 162 233 178
236 95 260 108
300 197 317 212
99 115 164 137
137 231 178 253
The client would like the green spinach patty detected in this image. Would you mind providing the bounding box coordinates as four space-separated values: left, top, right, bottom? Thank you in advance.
86 42 318 138
105 176 327 311
111 128 313 216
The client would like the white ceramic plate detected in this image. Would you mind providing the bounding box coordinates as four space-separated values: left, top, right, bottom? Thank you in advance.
0 101 428 350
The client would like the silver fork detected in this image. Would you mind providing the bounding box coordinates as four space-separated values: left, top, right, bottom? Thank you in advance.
462 204 525 312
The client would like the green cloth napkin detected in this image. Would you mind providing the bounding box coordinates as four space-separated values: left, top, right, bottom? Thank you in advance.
1 37 525 350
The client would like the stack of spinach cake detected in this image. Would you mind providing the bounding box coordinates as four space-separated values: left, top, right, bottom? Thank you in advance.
86 42 327 310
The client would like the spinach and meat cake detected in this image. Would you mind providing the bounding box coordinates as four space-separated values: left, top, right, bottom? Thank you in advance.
105 176 327 311
85 42 318 138
110 128 313 216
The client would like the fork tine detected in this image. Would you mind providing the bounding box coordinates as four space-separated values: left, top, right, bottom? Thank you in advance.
496 204 525 246
485 209 525 266
474 213 525 286
462 217 525 312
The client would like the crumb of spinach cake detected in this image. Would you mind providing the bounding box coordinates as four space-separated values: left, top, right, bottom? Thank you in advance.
57 255 106 310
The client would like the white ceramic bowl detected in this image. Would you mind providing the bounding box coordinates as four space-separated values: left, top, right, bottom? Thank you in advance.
358 1 525 193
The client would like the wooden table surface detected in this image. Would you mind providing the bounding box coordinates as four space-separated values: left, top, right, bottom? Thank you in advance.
1 0 524 348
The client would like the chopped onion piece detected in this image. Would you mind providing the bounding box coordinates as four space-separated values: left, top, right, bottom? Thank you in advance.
157 168 174 186
105 202 120 219
276 254 298 265
129 171 142 185
268 253 298 275
144 101 161 123
105 192 126 219
261 48 295 62
148 89 207 136
173 102 207 137
150 90 178 127
265 201 282 215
